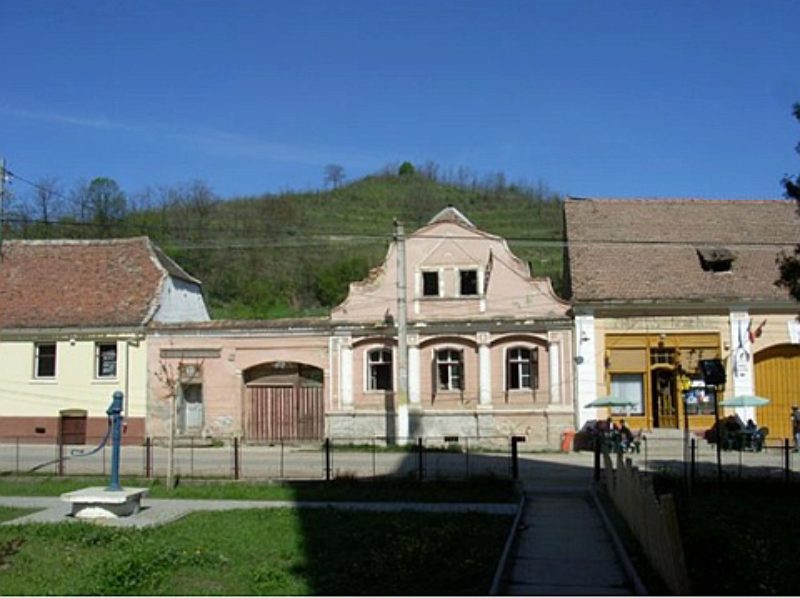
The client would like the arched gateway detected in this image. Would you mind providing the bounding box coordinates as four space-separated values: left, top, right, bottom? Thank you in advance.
244 362 324 443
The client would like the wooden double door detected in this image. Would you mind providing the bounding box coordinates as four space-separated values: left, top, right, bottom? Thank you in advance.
246 385 324 442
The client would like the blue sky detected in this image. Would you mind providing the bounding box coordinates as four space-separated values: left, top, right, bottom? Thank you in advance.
1 0 798 200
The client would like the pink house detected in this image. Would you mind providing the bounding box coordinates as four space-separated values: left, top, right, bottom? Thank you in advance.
148 207 574 448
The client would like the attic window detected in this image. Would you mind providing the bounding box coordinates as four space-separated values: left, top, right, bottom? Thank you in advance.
422 271 440 297
697 248 735 273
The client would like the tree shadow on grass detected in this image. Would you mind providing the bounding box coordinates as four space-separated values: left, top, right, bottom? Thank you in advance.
284 448 597 595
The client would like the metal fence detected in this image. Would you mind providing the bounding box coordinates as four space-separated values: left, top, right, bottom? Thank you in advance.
0 435 527 482
605 435 800 482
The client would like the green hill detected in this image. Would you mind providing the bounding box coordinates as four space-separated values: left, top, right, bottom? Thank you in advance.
8 173 565 319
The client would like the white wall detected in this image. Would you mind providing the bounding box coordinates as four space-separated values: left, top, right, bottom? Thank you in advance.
153 277 210 323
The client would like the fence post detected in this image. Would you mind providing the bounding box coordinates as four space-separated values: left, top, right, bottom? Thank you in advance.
57 435 64 476
190 436 195 477
325 438 332 482
690 438 696 490
15 437 20 474
372 437 376 478
417 437 424 481
465 437 470 479
785 438 791 484
280 439 285 479
593 436 601 482
145 437 152 479
643 435 648 473
233 437 240 481
511 437 519 481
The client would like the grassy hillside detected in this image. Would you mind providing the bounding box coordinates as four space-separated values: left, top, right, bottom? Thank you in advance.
8 173 565 319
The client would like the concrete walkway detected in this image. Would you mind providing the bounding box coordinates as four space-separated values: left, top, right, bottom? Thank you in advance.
0 495 516 528
502 457 638 596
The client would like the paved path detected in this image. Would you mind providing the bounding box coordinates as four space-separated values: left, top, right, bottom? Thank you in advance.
0 496 516 528
501 457 638 596
0 452 643 595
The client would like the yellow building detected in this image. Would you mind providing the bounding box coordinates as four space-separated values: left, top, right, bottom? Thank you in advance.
565 198 800 439
0 238 209 443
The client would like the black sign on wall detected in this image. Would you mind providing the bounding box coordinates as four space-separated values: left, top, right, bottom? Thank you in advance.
699 359 726 385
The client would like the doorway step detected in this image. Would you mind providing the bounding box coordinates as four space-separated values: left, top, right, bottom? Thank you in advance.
638 428 706 458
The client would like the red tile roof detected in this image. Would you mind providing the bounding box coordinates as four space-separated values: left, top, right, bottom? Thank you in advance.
564 198 800 304
0 237 188 328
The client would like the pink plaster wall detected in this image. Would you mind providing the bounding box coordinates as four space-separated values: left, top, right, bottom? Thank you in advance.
148 332 330 438
331 220 569 323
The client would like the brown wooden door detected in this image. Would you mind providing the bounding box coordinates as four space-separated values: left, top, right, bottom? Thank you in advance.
59 410 87 444
652 369 679 428
247 385 324 442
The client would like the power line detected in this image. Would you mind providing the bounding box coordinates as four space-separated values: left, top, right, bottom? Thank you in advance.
2 166 797 252
0 216 796 251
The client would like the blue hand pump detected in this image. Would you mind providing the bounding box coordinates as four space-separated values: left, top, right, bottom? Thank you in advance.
106 391 124 492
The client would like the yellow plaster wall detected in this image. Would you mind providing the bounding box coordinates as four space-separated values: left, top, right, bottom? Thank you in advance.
0 338 148 419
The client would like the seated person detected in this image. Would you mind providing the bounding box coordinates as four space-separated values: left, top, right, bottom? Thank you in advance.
618 418 632 438
722 415 744 450
617 419 640 453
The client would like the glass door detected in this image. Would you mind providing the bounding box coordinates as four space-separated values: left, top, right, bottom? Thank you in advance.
652 369 679 428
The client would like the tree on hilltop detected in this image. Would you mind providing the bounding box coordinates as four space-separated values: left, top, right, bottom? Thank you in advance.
777 103 800 300
324 164 346 189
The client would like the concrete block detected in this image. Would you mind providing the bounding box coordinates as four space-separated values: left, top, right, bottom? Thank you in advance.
60 487 149 519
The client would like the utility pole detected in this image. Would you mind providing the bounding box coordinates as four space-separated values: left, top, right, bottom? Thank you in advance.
394 219 409 444
0 157 6 253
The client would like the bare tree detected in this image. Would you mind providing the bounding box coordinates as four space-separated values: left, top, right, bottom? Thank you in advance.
323 164 346 189
32 177 62 225
154 359 202 490
419 160 440 181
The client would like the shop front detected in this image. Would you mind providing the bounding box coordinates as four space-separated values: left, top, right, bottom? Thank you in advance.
604 332 722 431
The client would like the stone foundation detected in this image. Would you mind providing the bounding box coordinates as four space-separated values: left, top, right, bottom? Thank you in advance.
326 408 571 450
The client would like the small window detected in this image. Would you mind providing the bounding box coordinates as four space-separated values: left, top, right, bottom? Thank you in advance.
436 349 463 391
610 373 645 416
507 347 538 390
422 271 439 297
368 349 393 391
650 349 676 366
34 343 56 378
96 343 118 378
460 269 478 296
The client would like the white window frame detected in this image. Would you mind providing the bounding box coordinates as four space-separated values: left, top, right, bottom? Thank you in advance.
610 372 645 416
95 342 118 379
366 348 394 391
506 346 538 390
34 342 57 379
436 348 464 391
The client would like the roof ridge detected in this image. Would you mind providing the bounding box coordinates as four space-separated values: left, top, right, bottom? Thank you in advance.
4 236 151 246
567 196 788 203
427 205 476 228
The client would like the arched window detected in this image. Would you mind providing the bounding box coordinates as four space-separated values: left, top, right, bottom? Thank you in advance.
436 349 463 391
507 347 538 390
367 349 393 391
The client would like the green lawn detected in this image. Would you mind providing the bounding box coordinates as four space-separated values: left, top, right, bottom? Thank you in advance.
0 508 512 595
0 476 517 503
655 477 800 595
0 507 38 523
